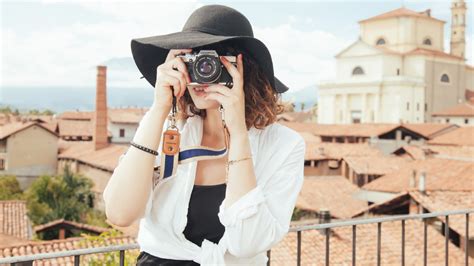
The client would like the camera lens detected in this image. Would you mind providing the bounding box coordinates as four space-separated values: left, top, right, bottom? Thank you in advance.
198 60 214 75
193 55 221 83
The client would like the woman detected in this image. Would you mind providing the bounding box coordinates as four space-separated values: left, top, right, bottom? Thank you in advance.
103 4 305 265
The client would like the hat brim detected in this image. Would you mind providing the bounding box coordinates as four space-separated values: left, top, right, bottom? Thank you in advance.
131 31 289 93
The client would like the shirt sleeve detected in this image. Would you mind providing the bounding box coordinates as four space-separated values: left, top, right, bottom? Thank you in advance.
217 136 306 258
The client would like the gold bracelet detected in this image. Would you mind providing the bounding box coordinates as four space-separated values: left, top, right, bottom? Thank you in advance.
225 156 252 183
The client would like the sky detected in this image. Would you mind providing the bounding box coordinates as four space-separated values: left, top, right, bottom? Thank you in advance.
1 0 473 92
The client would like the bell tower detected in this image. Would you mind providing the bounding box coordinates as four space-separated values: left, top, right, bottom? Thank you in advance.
450 0 466 59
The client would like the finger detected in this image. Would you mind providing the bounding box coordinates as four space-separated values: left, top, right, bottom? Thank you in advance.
166 48 193 62
220 56 242 86
165 69 186 98
204 84 232 97
159 75 181 97
170 57 192 84
237 53 244 77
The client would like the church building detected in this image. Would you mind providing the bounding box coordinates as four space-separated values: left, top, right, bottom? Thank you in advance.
318 0 473 124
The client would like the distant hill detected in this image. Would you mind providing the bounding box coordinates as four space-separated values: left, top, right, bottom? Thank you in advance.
282 85 318 111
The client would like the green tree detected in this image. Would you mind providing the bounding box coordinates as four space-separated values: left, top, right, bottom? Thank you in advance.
79 230 140 266
25 164 95 225
0 175 24 200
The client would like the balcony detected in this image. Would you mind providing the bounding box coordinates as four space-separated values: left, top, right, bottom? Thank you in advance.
1 209 472 265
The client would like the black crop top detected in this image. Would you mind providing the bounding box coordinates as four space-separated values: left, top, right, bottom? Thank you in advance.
136 183 227 265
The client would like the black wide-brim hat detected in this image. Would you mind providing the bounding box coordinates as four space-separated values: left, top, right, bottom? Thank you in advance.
130 4 289 93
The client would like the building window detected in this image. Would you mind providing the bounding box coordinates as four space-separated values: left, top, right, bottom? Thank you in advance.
0 159 4 170
465 119 469 124
376 38 386 45
425 103 428 111
423 38 432 45
417 103 420 111
352 66 364 75
446 118 450 123
397 68 400 75
406 102 410 111
351 110 361 124
119 129 125 137
441 74 450 83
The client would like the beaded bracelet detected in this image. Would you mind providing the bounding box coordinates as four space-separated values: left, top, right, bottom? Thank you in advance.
130 140 159 156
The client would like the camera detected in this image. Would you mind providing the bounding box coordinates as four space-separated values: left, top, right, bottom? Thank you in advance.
177 50 237 87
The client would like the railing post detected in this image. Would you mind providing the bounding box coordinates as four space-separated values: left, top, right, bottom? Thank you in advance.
74 255 80 266
466 213 469 266
445 215 449 266
297 230 301 266
325 228 330 266
424 219 427 266
119 250 125 266
401 220 405 266
377 222 381 266
352 225 356 266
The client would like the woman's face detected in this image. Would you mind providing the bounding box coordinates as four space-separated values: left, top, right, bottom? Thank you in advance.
187 85 221 109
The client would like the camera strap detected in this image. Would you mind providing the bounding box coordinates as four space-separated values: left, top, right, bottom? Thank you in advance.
156 92 230 187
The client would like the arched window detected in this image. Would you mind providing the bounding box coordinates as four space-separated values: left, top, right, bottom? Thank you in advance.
423 38 432 45
352 66 364 75
376 38 386 45
454 14 458 25
441 73 450 83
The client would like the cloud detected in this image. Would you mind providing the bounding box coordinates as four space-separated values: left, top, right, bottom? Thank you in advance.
1 1 199 87
254 23 352 91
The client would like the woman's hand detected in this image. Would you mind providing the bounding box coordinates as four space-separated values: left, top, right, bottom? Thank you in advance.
203 53 246 136
151 49 192 114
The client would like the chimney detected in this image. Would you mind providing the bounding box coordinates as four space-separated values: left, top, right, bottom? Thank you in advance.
425 9 431 17
409 169 417 189
418 171 426 193
93 65 109 150
319 208 331 224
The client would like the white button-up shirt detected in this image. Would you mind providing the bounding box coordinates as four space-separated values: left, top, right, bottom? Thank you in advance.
111 112 305 265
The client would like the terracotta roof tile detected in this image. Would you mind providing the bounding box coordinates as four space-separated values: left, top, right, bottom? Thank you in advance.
392 145 430 160
358 7 445 24
402 123 458 139
58 141 128 172
0 121 58 140
57 120 112 138
305 142 383 161
428 127 474 146
297 132 321 143
432 102 474 117
0 201 31 240
405 47 464 60
58 107 148 124
273 219 471 265
343 155 411 175
34 219 110 235
0 235 137 265
279 121 398 138
409 190 474 238
277 111 313 123
363 158 473 193
424 144 474 160
296 176 368 219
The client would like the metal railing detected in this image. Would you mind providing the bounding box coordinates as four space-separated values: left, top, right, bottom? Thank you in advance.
0 209 472 266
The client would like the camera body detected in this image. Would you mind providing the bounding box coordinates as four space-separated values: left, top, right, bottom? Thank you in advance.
177 50 237 87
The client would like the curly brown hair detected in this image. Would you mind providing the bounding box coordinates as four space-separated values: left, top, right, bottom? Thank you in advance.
176 41 285 130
